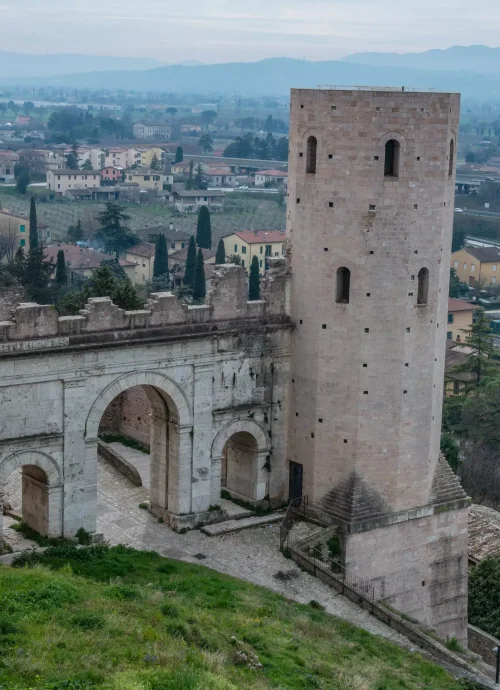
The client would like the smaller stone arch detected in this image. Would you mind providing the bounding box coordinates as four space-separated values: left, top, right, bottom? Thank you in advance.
0 450 62 487
0 450 63 541
211 419 271 504
211 419 270 460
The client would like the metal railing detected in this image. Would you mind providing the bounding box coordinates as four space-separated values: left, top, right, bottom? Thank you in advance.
280 499 375 604
316 85 441 93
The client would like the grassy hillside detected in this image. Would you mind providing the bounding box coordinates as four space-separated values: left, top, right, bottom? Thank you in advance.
0 543 473 690
0 188 286 246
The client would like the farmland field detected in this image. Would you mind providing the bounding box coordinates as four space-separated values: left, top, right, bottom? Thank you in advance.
0 187 286 245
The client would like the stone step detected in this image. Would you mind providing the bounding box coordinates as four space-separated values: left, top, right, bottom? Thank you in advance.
201 512 284 537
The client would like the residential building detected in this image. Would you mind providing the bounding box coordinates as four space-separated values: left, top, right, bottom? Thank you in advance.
0 151 18 182
136 224 191 254
123 243 156 284
47 169 101 196
451 246 500 286
133 122 172 140
205 168 237 187
221 230 285 271
168 246 216 271
254 170 288 188
66 147 106 170
171 160 210 176
180 124 202 133
64 188 120 202
447 298 475 342
0 209 50 258
46 151 66 172
139 147 166 168
125 168 172 192
43 245 135 281
104 148 130 169
171 189 225 213
444 340 474 396
101 166 124 182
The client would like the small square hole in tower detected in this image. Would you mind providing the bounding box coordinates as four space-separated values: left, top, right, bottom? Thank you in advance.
329 202 334 208
296 198 300 204
369 204 376 210
319 418 323 423
299 152 303 157
324 247 329 252
344 439 348 443
416 156 420 161
374 155 379 161
364 328 370 333
331 105 337 110
322 324 327 329
414 204 418 209
328 154 333 159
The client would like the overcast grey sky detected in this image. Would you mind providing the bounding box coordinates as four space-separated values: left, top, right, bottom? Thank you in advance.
1 0 499 62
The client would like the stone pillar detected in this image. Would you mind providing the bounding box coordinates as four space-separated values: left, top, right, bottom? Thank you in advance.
64 380 97 537
168 426 193 516
149 404 169 514
191 363 214 514
256 450 269 501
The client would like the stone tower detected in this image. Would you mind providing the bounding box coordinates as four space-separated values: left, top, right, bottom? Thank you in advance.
286 87 469 642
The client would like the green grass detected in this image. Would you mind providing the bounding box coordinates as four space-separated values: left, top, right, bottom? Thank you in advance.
0 188 286 245
0 543 476 690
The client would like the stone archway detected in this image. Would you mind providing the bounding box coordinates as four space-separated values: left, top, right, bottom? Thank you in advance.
0 450 63 542
211 420 271 504
85 371 193 520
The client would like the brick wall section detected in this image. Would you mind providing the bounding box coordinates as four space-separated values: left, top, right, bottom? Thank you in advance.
119 387 152 448
98 394 122 435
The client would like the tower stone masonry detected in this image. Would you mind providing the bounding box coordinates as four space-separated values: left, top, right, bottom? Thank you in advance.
286 87 469 643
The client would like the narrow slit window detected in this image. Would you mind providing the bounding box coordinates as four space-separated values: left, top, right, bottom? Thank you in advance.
336 267 351 304
417 268 429 305
306 136 317 174
448 139 454 177
384 139 400 177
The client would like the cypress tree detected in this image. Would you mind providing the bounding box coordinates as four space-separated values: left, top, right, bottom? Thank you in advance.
29 196 38 249
153 233 169 278
183 235 197 288
249 255 260 301
55 249 67 285
24 246 54 303
175 146 183 163
194 248 206 300
196 205 212 249
215 238 226 265
91 265 118 298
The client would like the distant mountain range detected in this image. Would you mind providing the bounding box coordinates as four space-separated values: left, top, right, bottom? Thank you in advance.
0 51 167 78
11 56 500 100
1 47 500 99
341 45 500 74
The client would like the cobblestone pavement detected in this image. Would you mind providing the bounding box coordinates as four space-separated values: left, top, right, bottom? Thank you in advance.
3 448 412 647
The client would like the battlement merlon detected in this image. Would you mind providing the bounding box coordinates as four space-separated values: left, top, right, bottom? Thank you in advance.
0 264 291 344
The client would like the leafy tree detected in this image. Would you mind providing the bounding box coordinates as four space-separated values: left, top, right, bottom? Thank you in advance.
215 238 226 265
201 110 217 127
23 101 35 114
166 107 178 116
91 264 119 298
58 285 91 315
150 153 161 171
96 203 137 258
175 146 183 163
195 163 207 190
449 268 465 298
100 257 126 281
440 432 460 473
67 219 84 244
451 224 466 252
194 248 206 301
24 246 54 303
66 141 80 170
29 196 38 249
186 160 194 190
465 151 476 163
54 250 68 285
16 169 30 194
6 247 27 284
81 158 93 171
265 115 273 132
183 236 197 289
228 253 241 266
452 309 498 390
198 133 213 154
113 277 145 310
196 206 212 249
249 255 260 300
469 557 500 637
153 233 169 280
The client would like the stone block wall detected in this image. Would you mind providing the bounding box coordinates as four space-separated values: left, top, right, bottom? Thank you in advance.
0 264 291 343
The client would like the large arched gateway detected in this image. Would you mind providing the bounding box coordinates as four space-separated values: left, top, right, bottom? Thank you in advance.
0 266 291 541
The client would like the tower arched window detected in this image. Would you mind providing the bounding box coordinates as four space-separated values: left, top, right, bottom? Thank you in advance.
306 136 317 174
449 139 455 177
336 267 351 303
384 139 400 177
417 268 429 305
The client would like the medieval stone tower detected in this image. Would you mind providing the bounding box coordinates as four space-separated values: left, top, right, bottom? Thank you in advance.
286 87 469 642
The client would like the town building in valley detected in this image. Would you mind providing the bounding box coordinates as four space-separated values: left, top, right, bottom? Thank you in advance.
222 230 285 271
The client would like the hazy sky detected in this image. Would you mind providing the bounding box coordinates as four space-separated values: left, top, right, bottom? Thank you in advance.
1 0 500 62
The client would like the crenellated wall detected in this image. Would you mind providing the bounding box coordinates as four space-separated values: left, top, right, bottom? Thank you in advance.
0 264 291 345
